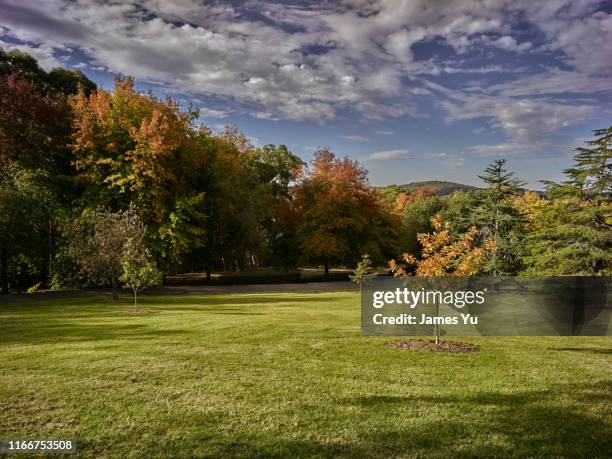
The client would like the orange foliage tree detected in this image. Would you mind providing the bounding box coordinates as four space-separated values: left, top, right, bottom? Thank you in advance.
71 76 201 220
294 149 397 277
389 213 495 277
389 213 495 343
70 77 207 269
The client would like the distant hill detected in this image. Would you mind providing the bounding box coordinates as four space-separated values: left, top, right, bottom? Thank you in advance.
393 181 480 196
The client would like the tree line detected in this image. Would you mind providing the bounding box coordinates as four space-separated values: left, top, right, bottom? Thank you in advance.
0 49 610 294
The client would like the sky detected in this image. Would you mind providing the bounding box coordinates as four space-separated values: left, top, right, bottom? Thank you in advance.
0 0 611 188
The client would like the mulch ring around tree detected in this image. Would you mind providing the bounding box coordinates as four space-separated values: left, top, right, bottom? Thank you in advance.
388 339 480 353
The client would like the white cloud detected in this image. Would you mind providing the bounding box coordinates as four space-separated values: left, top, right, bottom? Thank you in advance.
468 142 548 156
489 35 532 52
365 149 411 161
0 0 608 137
488 69 612 96
425 80 594 143
199 108 230 119
466 140 577 160
340 135 370 142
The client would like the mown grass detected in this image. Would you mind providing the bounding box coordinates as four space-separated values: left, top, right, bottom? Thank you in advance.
1 290 611 458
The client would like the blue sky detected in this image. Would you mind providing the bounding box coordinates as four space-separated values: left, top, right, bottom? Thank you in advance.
1 0 611 188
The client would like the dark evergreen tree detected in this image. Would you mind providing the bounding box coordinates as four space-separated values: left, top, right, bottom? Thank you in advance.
471 159 526 275
524 128 611 275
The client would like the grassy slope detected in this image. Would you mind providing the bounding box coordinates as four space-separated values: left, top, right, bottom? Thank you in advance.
1 291 611 458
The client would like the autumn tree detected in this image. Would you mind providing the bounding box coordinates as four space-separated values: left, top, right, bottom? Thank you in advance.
70 77 207 270
389 214 495 343
0 73 71 171
390 214 495 277
67 208 146 300
294 149 394 277
510 191 547 232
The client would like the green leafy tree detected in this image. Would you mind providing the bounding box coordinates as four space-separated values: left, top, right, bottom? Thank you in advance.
0 48 95 96
46 67 96 96
400 192 444 258
120 238 162 312
0 168 47 293
350 253 378 285
545 128 611 201
0 53 89 291
158 192 207 272
439 190 477 234
246 143 304 269
195 133 260 276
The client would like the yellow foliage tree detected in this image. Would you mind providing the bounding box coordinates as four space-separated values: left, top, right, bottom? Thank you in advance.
389 213 495 277
388 213 495 343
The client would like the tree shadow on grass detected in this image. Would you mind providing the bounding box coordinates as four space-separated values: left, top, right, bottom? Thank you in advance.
332 381 612 458
81 381 612 458
133 381 611 458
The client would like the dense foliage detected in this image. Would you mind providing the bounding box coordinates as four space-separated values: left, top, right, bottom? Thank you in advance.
0 50 610 292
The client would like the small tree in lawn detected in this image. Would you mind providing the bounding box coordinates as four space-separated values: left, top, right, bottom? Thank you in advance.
389 214 495 344
67 207 145 300
350 253 377 285
119 238 161 312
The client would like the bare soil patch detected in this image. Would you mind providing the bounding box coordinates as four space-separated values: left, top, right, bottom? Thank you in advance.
388 339 479 353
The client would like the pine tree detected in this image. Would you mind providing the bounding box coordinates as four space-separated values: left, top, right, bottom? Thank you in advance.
544 127 611 202
471 159 526 275
524 128 611 275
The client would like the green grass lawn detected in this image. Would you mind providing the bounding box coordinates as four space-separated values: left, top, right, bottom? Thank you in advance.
1 290 611 458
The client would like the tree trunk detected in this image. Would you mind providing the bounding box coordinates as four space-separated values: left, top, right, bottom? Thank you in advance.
434 299 440 345
46 216 55 288
324 260 329 280
133 290 138 312
205 266 211 283
493 208 499 277
111 274 119 301
0 250 8 294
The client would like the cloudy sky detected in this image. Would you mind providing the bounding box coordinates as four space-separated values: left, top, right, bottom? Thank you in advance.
1 0 611 187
